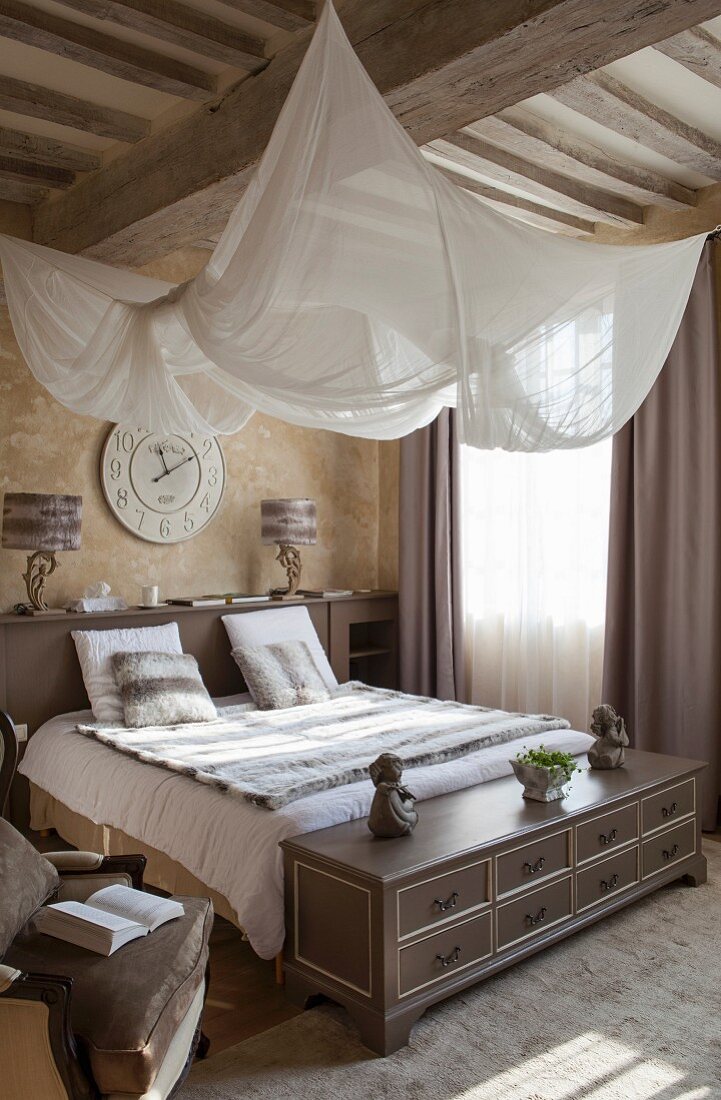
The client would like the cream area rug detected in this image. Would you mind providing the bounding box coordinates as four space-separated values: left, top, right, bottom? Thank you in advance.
184 843 721 1100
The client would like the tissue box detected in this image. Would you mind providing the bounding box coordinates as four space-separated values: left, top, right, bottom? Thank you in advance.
66 597 129 613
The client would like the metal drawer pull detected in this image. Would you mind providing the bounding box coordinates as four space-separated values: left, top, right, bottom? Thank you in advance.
523 856 546 875
526 906 547 927
662 844 680 861
662 801 678 818
436 946 461 968
434 890 459 912
600 873 620 892
599 828 618 846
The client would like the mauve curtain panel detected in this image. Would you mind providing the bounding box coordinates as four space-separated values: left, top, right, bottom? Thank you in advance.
399 409 465 701
602 240 721 830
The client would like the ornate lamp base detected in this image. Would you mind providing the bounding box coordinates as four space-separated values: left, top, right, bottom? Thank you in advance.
21 550 62 614
270 542 305 601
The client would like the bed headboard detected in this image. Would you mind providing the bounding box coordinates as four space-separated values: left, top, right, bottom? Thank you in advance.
0 592 398 826
0 600 331 735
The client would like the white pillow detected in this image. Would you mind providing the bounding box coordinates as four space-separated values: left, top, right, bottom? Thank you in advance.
222 606 338 693
71 623 183 724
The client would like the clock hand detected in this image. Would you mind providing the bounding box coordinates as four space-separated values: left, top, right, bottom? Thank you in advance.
151 455 196 483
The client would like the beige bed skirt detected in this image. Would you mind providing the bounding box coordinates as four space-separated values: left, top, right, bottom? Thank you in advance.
29 781 243 930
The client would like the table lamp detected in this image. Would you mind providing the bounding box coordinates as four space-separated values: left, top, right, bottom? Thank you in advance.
2 492 82 614
261 498 317 600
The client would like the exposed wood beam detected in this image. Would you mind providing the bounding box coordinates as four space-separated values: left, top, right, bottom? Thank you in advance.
471 108 696 211
0 0 217 101
654 26 721 91
0 74 149 142
0 125 100 171
553 72 721 181
34 0 721 264
0 176 48 203
0 155 74 188
215 0 315 32
53 0 269 72
434 131 643 225
433 162 595 236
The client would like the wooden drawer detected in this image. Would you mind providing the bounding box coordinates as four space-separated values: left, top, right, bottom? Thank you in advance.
496 876 572 952
576 803 638 865
398 911 492 997
642 779 695 835
576 846 639 912
642 819 696 878
397 859 489 939
496 829 571 897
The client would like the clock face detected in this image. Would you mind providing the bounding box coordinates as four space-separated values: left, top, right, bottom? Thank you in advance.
100 426 226 544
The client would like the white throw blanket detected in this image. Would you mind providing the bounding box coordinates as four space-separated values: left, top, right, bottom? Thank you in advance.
77 683 570 810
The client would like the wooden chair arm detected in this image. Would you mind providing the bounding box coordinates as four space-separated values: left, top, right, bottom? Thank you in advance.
47 852 146 890
0 971 98 1100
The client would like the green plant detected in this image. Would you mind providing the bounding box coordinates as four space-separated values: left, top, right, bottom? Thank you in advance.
515 745 582 785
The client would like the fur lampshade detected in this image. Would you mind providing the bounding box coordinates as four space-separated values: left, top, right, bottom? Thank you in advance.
2 493 82 551
260 499 317 546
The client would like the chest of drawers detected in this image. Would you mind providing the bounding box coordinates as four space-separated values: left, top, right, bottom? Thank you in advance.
281 749 707 1055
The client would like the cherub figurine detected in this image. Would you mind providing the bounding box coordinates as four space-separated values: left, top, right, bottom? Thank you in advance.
588 704 629 769
367 752 418 838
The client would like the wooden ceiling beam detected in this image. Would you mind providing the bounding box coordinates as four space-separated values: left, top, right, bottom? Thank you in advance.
53 0 269 72
0 73 149 142
34 0 721 264
432 162 595 236
215 0 315 32
0 176 49 203
0 154 75 188
654 26 721 91
471 107 696 211
553 71 721 181
0 125 100 171
434 131 644 225
0 0 218 101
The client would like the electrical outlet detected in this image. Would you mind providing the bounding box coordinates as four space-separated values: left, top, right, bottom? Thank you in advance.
15 723 28 743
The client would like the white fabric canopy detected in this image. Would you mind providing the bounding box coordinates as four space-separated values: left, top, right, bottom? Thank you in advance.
0 2 707 450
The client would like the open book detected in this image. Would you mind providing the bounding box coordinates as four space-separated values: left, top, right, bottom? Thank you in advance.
36 885 184 956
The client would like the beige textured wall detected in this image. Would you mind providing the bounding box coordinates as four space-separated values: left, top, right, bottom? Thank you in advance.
0 246 399 611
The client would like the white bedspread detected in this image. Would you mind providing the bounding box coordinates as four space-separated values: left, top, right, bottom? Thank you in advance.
20 697 593 959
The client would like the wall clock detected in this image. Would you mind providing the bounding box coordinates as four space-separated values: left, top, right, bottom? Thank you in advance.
100 425 226 544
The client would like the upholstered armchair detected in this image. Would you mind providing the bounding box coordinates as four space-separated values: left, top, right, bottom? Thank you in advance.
0 711 212 1100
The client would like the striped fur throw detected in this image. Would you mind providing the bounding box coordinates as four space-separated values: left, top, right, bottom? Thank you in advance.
111 651 217 728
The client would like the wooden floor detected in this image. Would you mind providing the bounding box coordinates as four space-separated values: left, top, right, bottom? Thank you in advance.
202 917 299 1055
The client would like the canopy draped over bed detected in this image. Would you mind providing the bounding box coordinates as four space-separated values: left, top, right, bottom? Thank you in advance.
0 3 707 451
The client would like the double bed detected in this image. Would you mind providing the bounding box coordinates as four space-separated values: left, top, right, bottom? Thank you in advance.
5 598 593 961
20 697 592 960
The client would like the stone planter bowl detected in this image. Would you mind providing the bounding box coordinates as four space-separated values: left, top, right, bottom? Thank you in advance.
511 759 570 802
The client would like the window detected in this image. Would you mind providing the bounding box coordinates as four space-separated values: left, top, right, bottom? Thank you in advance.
460 438 612 731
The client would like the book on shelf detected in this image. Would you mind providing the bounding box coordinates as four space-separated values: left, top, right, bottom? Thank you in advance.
166 597 227 607
298 588 354 598
167 594 270 607
208 593 271 604
35 884 184 957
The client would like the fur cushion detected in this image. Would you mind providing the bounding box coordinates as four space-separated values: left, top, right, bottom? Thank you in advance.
72 623 183 724
111 651 217 728
231 640 330 710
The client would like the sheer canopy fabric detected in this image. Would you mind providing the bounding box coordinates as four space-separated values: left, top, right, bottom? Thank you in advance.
0 3 707 449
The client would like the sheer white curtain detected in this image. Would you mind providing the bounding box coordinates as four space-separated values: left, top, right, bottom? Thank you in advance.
460 438 612 732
